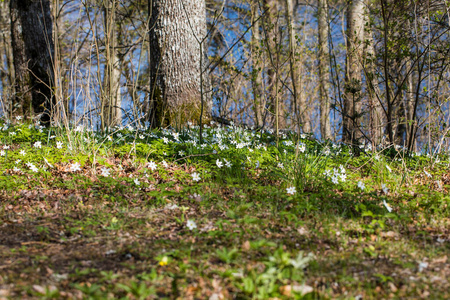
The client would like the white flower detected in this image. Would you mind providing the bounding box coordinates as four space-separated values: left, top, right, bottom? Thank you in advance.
386 165 392 172
323 169 331 177
178 150 185 156
381 184 389 194
286 186 296 195
27 162 39 173
383 200 392 212
331 176 339 185
56 141 63 149
19 150 26 156
277 163 284 169
418 261 428 272
322 146 331 156
225 159 232 168
34 141 42 149
15 159 21 164
192 172 201 182
13 166 20 172
139 134 145 139
216 159 223 168
107 136 113 141
423 170 432 178
186 219 197 230
3 145 9 150
165 204 179 210
298 143 306 153
100 167 110 177
172 132 180 141
339 173 347 182
15 116 22 121
162 137 169 144
70 162 81 172
0 150 5 156
161 160 168 168
357 181 365 191
255 161 260 168
134 178 140 186
147 161 157 171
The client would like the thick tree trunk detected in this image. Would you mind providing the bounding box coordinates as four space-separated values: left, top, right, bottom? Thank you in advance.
148 0 209 128
364 2 383 148
10 0 54 124
318 0 331 140
0 0 14 115
102 0 121 129
343 0 365 144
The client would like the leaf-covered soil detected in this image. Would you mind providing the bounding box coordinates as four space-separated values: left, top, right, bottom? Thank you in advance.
0 123 449 299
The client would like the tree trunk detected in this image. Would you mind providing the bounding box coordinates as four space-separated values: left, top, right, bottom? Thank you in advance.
148 0 209 128
318 0 331 140
0 0 14 116
285 0 300 131
251 2 264 128
262 0 279 130
10 0 54 124
343 0 365 144
102 0 121 130
364 1 383 148
405 57 415 147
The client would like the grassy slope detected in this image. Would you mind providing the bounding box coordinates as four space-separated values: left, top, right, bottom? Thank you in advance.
0 121 449 299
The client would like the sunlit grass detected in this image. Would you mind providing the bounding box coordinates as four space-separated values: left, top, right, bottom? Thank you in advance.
0 119 449 299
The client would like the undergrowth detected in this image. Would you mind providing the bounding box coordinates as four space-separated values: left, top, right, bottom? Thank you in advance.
0 120 449 299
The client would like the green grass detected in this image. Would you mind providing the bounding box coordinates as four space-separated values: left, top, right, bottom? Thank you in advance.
0 120 449 299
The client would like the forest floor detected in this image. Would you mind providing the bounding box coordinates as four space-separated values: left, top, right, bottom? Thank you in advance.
0 121 449 299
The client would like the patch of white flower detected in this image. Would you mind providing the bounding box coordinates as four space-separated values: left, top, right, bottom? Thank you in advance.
286 186 296 195
70 162 81 172
186 219 197 230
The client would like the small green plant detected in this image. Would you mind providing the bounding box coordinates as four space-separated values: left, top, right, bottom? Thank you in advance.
216 247 239 264
116 281 156 299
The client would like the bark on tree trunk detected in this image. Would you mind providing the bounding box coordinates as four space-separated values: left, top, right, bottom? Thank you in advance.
262 0 278 130
10 0 54 124
0 0 14 115
251 2 264 128
405 58 415 147
318 0 332 140
103 0 121 130
364 2 383 148
343 0 365 144
285 0 299 131
148 0 210 128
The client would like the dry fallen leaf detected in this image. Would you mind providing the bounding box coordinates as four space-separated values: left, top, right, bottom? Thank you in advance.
242 240 250 251
297 227 308 235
